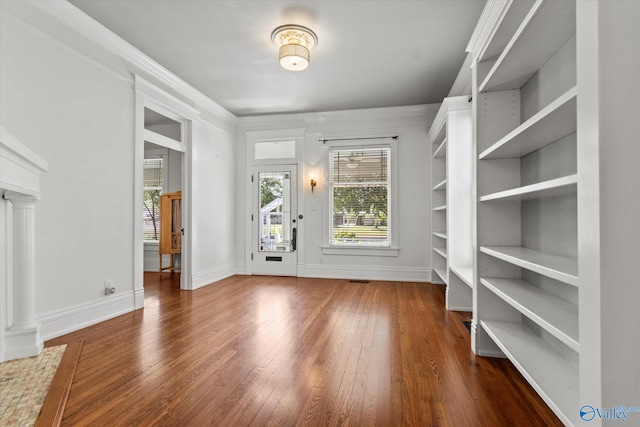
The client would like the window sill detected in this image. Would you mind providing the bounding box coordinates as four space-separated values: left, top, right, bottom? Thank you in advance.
321 246 399 257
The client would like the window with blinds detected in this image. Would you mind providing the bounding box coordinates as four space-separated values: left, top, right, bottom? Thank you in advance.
143 158 163 241
329 148 390 246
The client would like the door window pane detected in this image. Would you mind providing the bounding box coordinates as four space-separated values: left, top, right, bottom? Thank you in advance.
258 171 291 252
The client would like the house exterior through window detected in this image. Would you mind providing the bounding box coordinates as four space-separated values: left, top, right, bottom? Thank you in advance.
329 147 391 247
143 157 163 241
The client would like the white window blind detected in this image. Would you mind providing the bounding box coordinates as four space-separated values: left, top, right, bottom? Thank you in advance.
329 148 390 246
143 158 163 241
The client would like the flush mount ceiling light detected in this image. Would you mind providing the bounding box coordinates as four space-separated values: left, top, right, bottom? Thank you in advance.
271 24 318 71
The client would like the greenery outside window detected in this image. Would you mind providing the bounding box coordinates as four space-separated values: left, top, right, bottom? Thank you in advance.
143 158 163 241
329 147 391 247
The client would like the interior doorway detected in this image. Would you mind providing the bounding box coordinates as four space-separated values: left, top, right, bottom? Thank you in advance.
143 137 183 282
142 107 186 288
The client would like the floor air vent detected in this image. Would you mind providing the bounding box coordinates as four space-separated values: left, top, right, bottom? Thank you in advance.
463 321 472 334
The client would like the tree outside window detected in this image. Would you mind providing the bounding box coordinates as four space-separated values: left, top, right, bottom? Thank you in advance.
143 158 163 241
329 148 390 246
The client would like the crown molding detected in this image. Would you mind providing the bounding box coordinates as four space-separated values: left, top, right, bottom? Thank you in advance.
27 0 236 125
448 52 474 97
465 0 511 59
238 104 438 130
428 96 471 142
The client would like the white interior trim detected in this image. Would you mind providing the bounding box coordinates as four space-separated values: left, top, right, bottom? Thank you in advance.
29 0 236 124
0 127 49 362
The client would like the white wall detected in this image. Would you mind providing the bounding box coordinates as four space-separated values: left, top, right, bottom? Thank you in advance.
1 8 136 334
237 105 439 282
0 2 237 339
190 121 236 288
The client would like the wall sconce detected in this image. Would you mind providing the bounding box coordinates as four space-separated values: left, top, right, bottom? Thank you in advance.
310 174 317 193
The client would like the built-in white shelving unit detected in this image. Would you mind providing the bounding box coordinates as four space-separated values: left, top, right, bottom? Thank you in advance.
467 1 640 425
471 1 579 424
429 96 473 310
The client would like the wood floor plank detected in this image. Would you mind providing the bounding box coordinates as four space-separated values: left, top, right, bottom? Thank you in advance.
35 340 83 427
44 273 562 426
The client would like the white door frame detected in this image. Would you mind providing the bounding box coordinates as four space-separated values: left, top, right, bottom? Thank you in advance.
134 76 199 306
252 165 298 276
243 129 305 276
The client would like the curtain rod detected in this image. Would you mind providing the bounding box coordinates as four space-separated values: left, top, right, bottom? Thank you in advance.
319 136 398 144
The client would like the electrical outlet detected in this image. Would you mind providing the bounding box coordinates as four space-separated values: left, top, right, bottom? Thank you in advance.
104 280 115 295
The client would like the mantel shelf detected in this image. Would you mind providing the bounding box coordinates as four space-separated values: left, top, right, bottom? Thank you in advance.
480 246 578 287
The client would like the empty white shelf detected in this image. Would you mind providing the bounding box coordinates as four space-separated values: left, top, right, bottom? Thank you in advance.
481 277 578 351
430 119 447 147
480 246 578 287
433 266 448 285
479 87 577 159
481 320 578 426
432 138 447 158
450 267 473 289
433 247 448 259
432 205 447 212
478 0 537 62
433 232 447 240
433 179 447 191
480 174 577 202
479 0 576 93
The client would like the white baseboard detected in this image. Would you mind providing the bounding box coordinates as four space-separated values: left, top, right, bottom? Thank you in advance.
38 291 135 341
303 264 430 282
234 262 247 275
3 325 43 362
134 288 145 309
191 263 236 290
447 304 473 312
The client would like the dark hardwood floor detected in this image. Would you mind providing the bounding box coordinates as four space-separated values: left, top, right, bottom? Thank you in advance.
46 273 561 426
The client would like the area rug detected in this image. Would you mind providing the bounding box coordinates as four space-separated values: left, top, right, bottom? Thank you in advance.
0 345 67 427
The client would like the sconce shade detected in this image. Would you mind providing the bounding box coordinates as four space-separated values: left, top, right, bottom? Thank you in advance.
272 25 317 72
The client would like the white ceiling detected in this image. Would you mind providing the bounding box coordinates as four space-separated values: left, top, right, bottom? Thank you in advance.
69 0 486 117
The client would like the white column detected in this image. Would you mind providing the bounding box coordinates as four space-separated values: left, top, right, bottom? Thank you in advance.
3 192 43 359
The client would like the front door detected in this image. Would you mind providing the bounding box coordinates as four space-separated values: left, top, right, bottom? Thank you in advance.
252 165 298 276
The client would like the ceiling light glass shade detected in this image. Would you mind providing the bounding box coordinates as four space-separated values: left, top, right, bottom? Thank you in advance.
271 25 317 72
279 44 310 71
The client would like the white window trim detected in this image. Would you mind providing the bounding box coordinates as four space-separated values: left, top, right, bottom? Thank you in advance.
321 139 399 256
